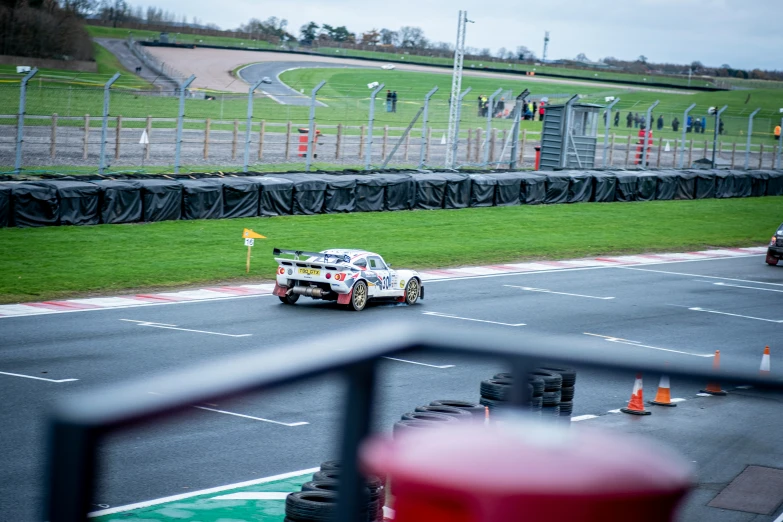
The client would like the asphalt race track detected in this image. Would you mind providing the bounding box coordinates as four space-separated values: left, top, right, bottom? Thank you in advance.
1 254 782 521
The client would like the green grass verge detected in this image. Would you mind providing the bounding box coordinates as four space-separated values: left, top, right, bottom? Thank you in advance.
85 25 278 51
0 197 778 304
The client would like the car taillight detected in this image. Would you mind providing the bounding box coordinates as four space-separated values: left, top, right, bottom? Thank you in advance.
772 236 778 245
334 273 344 281
326 273 331 279
277 267 285 275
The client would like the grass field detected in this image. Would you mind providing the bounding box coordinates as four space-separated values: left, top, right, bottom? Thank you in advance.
0 197 778 304
86 24 279 51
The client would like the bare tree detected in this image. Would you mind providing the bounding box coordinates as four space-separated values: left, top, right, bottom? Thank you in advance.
575 52 589 62
379 28 398 46
399 26 427 48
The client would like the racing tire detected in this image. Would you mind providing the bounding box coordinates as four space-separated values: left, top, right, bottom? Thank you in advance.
560 386 575 402
480 378 513 401
559 400 574 416
530 369 563 391
542 390 562 406
285 491 337 522
528 377 545 397
393 419 437 438
493 372 513 380
538 365 577 387
279 293 300 305
349 281 368 311
414 404 474 421
312 470 341 483
767 253 779 266
319 460 341 472
401 411 460 423
479 396 506 410
429 399 485 418
404 278 421 305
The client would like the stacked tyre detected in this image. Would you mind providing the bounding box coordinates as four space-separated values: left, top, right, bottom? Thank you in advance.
285 461 384 522
530 369 562 417
394 401 478 438
479 373 544 415
539 366 577 419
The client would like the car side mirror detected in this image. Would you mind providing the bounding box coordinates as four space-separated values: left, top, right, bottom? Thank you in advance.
387 263 392 268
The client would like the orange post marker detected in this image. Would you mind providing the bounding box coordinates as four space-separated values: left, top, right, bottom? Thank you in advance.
701 350 727 396
621 374 651 416
649 374 677 407
760 345 771 375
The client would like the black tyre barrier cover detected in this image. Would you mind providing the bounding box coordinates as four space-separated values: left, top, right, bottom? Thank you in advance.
429 399 485 418
479 378 513 401
319 460 341 472
9 182 59 227
378 173 415 211
393 419 437 438
96 180 143 224
140 179 182 222
674 170 697 199
251 176 294 216
560 386 575 402
613 171 638 202
469 174 497 207
591 172 617 202
749 170 769 197
221 177 261 218
538 366 577 387
354 175 386 212
693 170 717 199
401 411 460 423
764 170 783 196
544 173 570 204
542 390 562 406
440 172 471 209
654 171 678 200
322 174 357 213
414 404 474 421
518 172 546 204
181 179 223 220
274 174 327 215
489 172 525 206
636 172 657 202
413 173 448 210
559 400 574 416
0 183 10 228
285 491 338 522
54 180 101 225
530 369 562 391
566 171 594 203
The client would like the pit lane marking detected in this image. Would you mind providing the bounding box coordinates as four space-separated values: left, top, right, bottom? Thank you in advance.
584 333 715 357
694 280 783 293
0 371 78 383
383 357 454 369
683 307 783 324
504 285 615 300
121 319 253 337
618 266 783 286
422 311 526 327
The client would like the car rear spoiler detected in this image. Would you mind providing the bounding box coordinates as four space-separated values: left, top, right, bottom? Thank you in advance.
273 248 351 263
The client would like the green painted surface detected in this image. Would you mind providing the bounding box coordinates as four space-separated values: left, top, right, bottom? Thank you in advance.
93 472 314 521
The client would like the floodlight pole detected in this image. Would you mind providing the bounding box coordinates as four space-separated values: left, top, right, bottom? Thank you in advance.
173 74 195 174
99 72 121 175
450 86 472 169
305 80 326 172
481 88 504 166
446 10 471 169
711 105 728 167
14 67 38 174
603 97 620 167
745 108 760 170
418 86 439 169
365 82 385 170
243 78 264 172
640 100 659 169
679 103 696 168
508 89 529 170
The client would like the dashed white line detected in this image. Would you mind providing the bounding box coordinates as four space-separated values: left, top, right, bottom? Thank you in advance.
0 371 78 383
121 319 253 337
193 406 308 427
696 281 783 293
618 266 783 286
505 285 615 300
383 357 454 369
422 311 525 327
571 414 598 422
584 333 715 357
685 307 783 323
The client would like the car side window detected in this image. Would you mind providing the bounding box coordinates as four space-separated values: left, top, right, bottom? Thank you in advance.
369 256 386 270
354 258 367 269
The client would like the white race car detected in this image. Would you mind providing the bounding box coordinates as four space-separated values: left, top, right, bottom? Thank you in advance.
272 248 423 311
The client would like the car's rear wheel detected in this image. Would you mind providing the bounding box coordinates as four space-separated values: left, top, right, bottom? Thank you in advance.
279 293 300 305
767 253 779 266
350 281 368 311
405 278 420 305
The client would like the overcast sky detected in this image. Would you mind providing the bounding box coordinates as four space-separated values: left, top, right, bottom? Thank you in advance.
134 0 783 70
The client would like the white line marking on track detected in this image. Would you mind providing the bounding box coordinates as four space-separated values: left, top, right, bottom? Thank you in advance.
571 414 598 422
608 409 622 414
193 406 308 426
773 510 783 522
212 492 289 500
685 307 783 323
383 357 455 369
670 398 687 403
504 285 615 300
695 281 783 293
584 333 715 357
120 319 253 337
618 266 783 286
0 371 78 383
423 311 526 327
87 467 321 517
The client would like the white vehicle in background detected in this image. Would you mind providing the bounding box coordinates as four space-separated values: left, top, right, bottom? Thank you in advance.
381 64 396 70
272 248 423 311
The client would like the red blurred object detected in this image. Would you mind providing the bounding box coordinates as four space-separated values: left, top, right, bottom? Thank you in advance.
362 420 692 522
534 146 541 170
634 128 654 165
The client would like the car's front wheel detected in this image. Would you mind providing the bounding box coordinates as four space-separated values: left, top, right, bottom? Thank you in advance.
350 281 368 311
405 278 420 305
279 293 300 305
767 253 779 266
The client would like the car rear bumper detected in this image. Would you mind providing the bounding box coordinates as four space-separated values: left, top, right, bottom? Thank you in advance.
768 246 783 258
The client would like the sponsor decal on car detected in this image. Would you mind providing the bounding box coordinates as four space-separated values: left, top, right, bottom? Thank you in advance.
400 280 406 288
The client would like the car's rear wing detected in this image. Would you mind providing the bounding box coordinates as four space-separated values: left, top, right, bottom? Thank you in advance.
273 248 351 263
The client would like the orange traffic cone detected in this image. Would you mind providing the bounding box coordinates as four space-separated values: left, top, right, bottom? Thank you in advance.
621 374 651 415
700 350 727 396
760 346 771 375
649 375 677 407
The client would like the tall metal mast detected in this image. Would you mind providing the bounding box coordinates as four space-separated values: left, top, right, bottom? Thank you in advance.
542 31 550 63
445 10 469 169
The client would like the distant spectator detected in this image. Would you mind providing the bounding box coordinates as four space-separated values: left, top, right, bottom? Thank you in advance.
477 95 483 116
775 125 781 140
496 97 505 118
614 111 620 127
687 115 693 133
719 118 724 135
657 115 664 130
701 117 707 134
386 90 392 112
633 112 640 128
672 117 680 132
626 112 633 128
694 117 701 133
392 91 398 113
539 103 545 122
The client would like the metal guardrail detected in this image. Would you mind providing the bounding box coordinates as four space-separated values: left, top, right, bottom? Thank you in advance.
45 322 782 522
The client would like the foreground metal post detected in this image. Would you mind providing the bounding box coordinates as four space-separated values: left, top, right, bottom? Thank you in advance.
14 67 38 174
46 421 98 522
450 86 472 169
777 117 783 169
679 103 696 168
603 98 620 167
305 80 326 172
508 89 529 170
483 88 503 166
711 105 728 167
98 72 121 175
641 100 659 169
364 83 385 170
745 108 761 169
174 75 195 174
243 78 264 172
418 86 439 169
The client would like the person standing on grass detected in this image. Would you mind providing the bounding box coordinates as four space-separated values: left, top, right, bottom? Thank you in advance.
477 95 483 116
392 91 398 113
687 115 693 132
533 101 538 120
614 111 620 127
657 114 664 130
701 116 707 134
633 113 640 128
694 117 701 134
386 90 392 112
719 118 724 135
539 103 545 122
672 117 680 132
627 111 633 128
775 125 781 141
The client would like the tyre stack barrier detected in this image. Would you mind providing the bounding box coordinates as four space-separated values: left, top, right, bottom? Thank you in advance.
530 369 563 417
393 401 477 439
479 373 545 415
538 366 578 419
285 461 384 522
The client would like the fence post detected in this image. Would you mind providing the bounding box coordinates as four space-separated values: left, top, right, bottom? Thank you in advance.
711 105 728 167
466 129 473 162
365 83 385 170
688 139 694 166
450 86 472 168
335 124 342 160
641 100 659 169
83 114 89 159
489 129 497 163
306 80 326 172
285 122 292 160
115 115 122 161
745 108 761 169
759 143 764 169
244 78 264 172
672 139 677 167
145 116 151 160
50 113 57 159
703 140 708 159
404 132 410 162
232 120 239 160
508 90 528 170
382 125 388 159
625 135 632 167
679 103 696 168
258 120 265 160
358 125 365 158
98 72 121 175
730 142 736 168
520 128 527 166
656 137 662 168
418 86 439 169
609 133 616 166
474 128 482 165
174 75 196 174
484 88 503 165
204 118 210 159
14 67 37 174
603 98 620 167
426 128 433 164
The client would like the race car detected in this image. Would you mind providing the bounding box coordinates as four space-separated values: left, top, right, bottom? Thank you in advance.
272 248 423 311
767 222 783 266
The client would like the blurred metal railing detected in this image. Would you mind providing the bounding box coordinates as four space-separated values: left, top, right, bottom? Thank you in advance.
46 322 782 522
